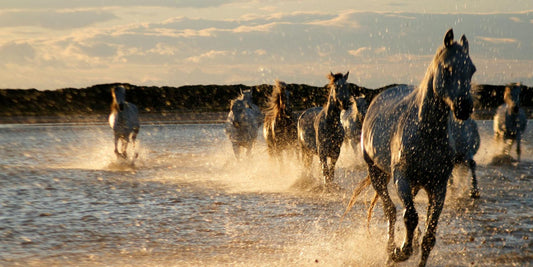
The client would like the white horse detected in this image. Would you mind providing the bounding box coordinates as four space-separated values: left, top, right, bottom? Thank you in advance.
449 117 481 198
225 89 262 159
109 85 140 160
493 83 528 162
340 95 369 156
345 29 476 266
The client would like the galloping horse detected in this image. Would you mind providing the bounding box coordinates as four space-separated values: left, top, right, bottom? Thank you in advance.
346 29 476 266
298 72 351 185
450 117 481 198
225 89 262 159
493 83 528 162
109 85 140 160
340 95 369 156
263 80 298 161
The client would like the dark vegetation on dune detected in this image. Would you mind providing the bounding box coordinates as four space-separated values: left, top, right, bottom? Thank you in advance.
0 83 531 120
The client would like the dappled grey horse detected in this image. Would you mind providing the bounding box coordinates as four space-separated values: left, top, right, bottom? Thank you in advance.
263 80 298 161
225 89 262 159
493 83 528 162
109 85 140 160
298 72 351 185
450 117 481 198
345 29 475 266
340 95 369 156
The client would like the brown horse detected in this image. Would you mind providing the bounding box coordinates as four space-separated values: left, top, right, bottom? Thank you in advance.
297 72 351 186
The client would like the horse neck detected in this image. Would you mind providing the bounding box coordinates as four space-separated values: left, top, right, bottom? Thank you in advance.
324 92 341 120
416 73 451 136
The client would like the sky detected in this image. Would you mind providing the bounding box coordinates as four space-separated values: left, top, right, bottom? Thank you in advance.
0 0 532 90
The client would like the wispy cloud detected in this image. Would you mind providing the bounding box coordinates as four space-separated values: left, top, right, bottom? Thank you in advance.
477 36 518 44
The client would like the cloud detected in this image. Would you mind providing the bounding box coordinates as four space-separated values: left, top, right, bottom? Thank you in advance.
0 0 243 9
477 36 518 44
186 50 231 63
348 46 387 57
0 10 116 29
0 42 35 63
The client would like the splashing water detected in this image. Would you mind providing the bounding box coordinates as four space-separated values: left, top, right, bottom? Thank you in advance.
0 121 531 266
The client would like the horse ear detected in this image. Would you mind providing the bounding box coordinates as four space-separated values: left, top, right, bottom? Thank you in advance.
344 71 350 80
444 28 454 47
460 34 469 54
328 72 334 80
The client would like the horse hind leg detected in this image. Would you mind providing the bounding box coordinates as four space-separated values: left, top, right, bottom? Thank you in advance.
366 164 397 263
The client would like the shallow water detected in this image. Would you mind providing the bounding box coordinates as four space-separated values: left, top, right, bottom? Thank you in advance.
0 120 531 266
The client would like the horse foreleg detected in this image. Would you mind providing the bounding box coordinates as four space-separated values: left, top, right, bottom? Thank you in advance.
231 143 241 160
468 159 480 198
113 135 120 158
420 187 446 267
319 154 330 185
516 135 521 162
391 172 418 263
131 132 139 159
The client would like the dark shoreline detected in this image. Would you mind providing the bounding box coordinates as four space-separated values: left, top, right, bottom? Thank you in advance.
0 112 228 125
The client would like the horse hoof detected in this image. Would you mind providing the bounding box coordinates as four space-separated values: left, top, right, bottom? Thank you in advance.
391 246 412 262
470 189 480 199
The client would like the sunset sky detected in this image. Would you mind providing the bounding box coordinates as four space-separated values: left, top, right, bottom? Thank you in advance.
0 0 532 90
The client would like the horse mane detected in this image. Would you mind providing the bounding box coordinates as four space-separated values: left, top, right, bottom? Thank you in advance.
264 80 288 125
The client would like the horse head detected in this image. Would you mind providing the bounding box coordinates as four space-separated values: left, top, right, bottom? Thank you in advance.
353 95 368 122
432 29 476 121
504 83 522 114
112 85 127 111
230 98 248 127
327 71 351 110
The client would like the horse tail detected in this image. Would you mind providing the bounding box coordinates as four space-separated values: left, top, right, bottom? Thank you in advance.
366 191 379 229
341 174 371 220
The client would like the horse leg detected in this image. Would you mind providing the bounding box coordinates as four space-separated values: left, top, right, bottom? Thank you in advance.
516 135 521 162
231 143 241 160
468 159 480 198
391 170 418 262
319 154 330 185
113 135 121 158
419 186 447 267
131 131 139 159
367 166 396 263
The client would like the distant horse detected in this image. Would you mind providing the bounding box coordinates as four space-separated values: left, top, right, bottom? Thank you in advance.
493 83 528 162
344 29 476 266
225 89 262 159
298 72 351 185
109 85 140 160
263 80 298 161
340 95 369 156
449 117 481 198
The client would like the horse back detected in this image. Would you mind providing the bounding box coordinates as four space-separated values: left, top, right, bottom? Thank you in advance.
362 85 414 172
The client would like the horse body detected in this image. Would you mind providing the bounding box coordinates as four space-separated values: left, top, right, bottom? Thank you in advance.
298 72 351 185
340 95 369 155
225 89 262 159
263 81 298 160
359 29 475 266
449 117 480 198
493 84 528 162
109 85 140 160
